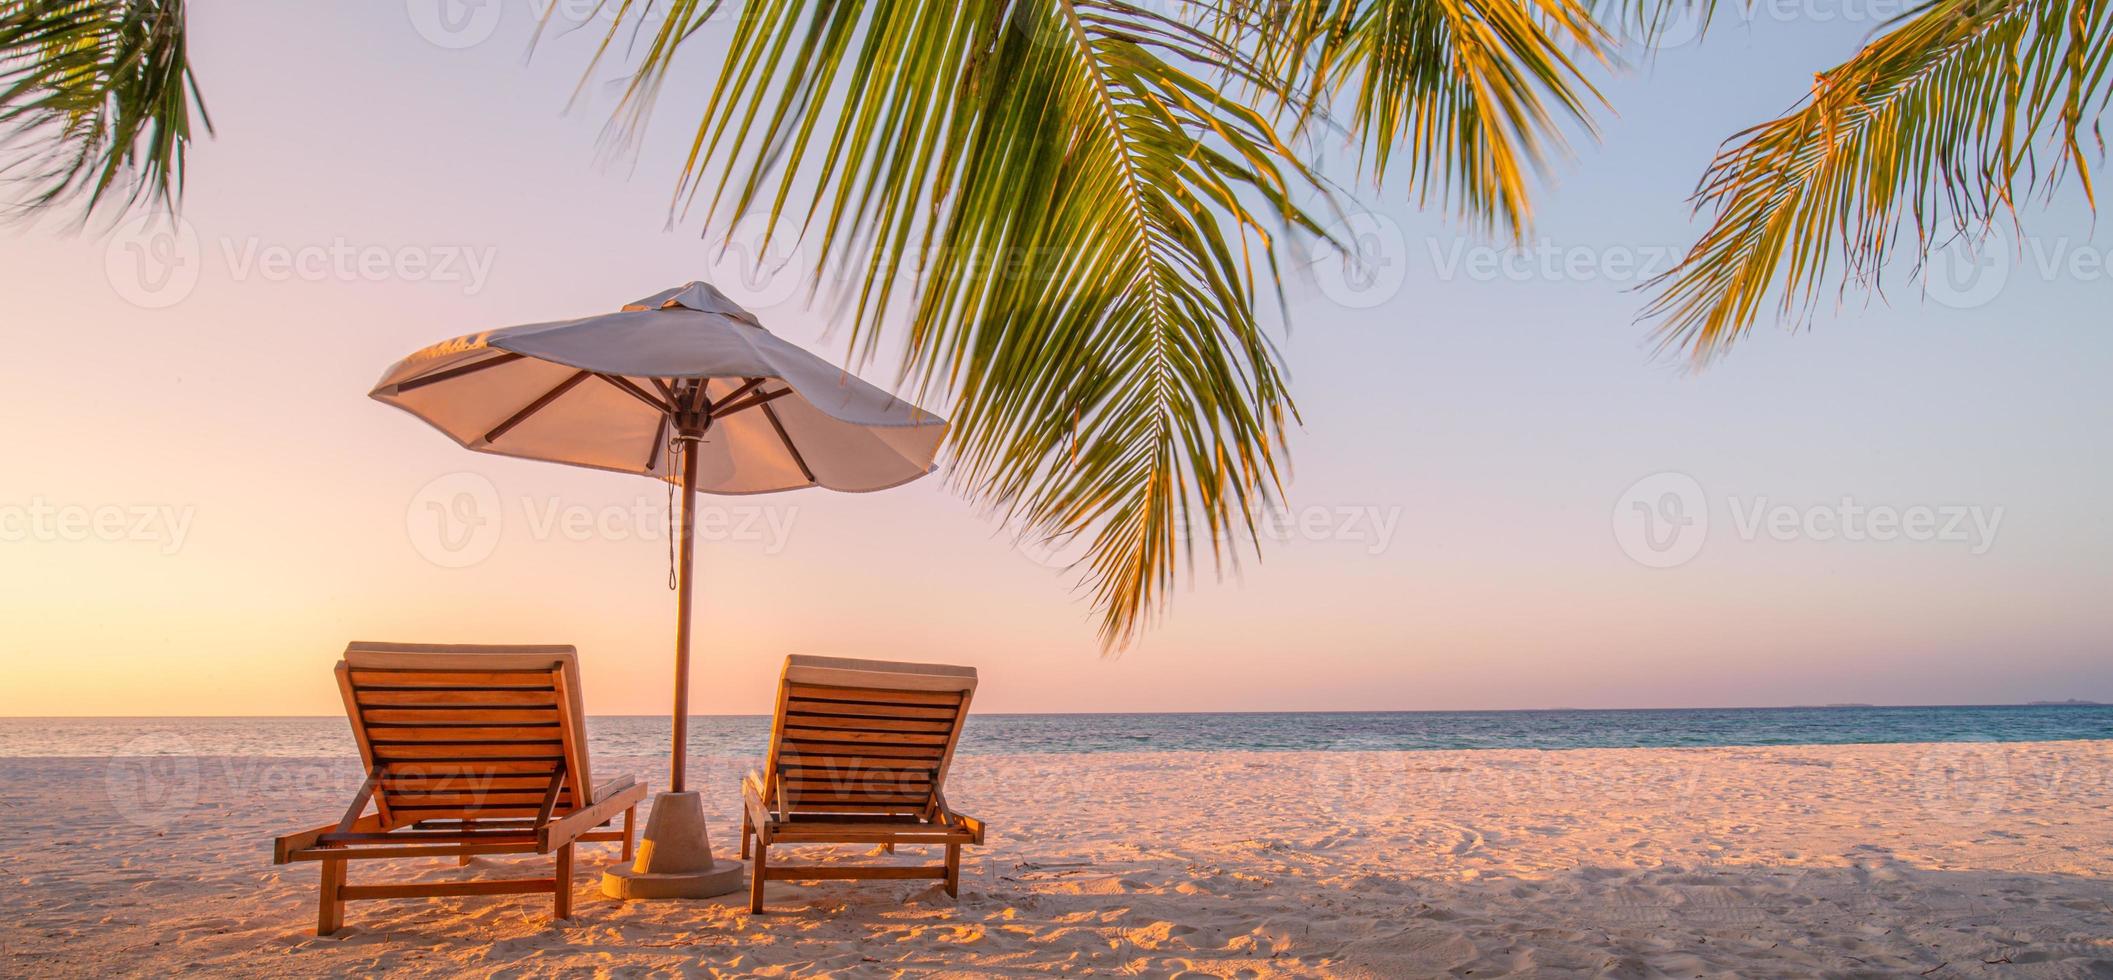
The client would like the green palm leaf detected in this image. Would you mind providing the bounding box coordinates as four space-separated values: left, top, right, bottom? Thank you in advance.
1230 0 1609 234
584 0 1333 647
585 0 1624 645
1644 0 2112 360
0 0 209 221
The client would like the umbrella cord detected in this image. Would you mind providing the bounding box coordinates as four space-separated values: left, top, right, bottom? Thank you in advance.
666 437 680 591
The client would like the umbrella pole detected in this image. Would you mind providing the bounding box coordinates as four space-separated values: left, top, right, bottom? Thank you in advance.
670 435 700 794
603 430 744 900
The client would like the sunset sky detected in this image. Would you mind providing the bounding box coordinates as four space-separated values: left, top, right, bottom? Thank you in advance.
2 1 2108 716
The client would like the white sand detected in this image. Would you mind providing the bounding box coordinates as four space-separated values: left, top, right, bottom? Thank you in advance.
3 740 2109 977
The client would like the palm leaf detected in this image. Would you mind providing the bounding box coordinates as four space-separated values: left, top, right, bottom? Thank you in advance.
1224 0 1610 235
1644 0 2112 360
0 0 209 222
583 0 1330 647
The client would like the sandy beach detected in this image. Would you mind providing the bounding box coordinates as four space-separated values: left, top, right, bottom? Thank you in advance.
3 739 2109 977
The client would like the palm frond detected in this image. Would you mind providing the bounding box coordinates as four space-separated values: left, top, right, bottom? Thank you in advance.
1644 0 2112 360
1223 0 1609 235
0 0 208 222
588 0 1329 647
1592 0 1724 48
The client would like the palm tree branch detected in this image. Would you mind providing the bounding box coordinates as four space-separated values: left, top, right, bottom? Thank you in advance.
0 0 209 222
1211 0 1609 235
585 0 1329 646
1643 0 2111 360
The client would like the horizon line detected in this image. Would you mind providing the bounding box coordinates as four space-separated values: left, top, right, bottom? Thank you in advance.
4 700 2106 721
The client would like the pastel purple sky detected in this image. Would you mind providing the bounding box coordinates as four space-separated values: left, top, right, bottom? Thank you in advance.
2 1 2107 715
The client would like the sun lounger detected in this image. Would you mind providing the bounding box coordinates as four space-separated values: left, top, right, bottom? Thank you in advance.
270 642 647 934
741 655 985 912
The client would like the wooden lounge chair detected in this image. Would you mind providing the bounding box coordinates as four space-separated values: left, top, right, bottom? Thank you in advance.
271 642 648 935
741 655 986 913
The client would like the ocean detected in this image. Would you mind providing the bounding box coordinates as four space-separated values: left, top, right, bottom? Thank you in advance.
3 704 2108 757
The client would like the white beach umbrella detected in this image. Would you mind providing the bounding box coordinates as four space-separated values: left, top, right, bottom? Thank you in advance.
372 281 945 496
370 281 947 897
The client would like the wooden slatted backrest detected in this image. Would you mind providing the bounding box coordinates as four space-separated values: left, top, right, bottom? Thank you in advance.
338 642 594 829
764 656 978 819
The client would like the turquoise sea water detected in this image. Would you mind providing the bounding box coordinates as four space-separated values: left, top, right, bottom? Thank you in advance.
3 705 2108 757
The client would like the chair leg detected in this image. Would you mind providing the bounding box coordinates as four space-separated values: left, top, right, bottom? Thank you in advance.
554 843 575 921
944 843 961 898
457 854 473 867
621 806 637 863
318 857 346 936
749 843 768 914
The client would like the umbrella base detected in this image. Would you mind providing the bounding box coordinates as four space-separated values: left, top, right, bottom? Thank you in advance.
600 790 746 900
601 862 746 899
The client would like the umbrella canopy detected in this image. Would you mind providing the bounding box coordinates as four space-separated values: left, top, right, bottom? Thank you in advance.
371 281 946 493
371 282 948 799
